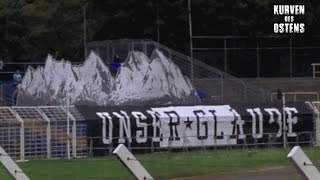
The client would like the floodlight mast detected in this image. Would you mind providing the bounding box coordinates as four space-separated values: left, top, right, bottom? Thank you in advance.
66 73 71 160
67 92 71 159
188 0 194 82
83 3 87 58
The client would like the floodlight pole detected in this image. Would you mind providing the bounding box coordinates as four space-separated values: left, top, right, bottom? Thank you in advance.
66 72 71 160
188 0 194 82
283 94 287 148
67 93 71 159
83 3 88 58
156 0 160 43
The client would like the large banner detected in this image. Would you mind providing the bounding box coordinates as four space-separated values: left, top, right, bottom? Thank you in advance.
77 102 313 153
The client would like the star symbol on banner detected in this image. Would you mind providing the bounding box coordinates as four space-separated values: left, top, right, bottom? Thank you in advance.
184 117 193 130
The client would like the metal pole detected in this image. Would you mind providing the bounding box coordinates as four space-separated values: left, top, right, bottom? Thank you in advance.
188 0 194 82
83 4 87 58
66 71 71 159
224 37 227 73
67 95 70 159
257 42 260 78
289 37 292 77
283 94 287 148
156 0 160 43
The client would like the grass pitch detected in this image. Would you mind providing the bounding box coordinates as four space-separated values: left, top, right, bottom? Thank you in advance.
0 147 320 179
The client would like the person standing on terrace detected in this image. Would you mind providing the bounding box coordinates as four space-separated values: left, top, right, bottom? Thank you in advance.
13 69 22 85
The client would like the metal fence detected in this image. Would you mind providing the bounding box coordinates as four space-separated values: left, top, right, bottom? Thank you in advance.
0 106 87 161
192 35 320 78
0 61 83 81
86 131 318 156
87 39 270 103
0 103 318 161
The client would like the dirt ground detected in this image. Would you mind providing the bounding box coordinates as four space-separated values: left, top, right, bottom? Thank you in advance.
171 165 305 180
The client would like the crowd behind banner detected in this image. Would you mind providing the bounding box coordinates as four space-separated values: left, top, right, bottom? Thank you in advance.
77 102 314 155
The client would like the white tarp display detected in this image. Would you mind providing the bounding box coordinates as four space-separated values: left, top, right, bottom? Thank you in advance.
17 49 199 106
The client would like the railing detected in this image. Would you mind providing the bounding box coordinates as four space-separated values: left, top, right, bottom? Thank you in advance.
1 131 315 160
86 131 317 156
0 104 318 160
270 91 319 102
0 61 83 81
192 35 320 77
311 63 320 78
0 106 87 161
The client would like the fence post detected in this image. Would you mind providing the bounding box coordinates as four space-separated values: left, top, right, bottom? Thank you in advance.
256 42 260 78
89 137 93 157
224 37 228 73
220 75 224 103
188 0 194 82
108 138 112 155
20 121 25 162
46 121 51 158
289 37 293 77
151 136 154 153
72 119 77 158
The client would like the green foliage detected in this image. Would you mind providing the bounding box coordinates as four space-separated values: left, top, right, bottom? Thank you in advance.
0 0 318 61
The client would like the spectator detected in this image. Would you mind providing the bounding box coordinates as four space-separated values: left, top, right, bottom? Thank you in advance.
111 54 121 75
13 69 22 85
0 60 3 70
113 54 120 63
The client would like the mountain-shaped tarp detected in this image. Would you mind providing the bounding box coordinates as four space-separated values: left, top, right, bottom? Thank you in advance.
17 50 199 106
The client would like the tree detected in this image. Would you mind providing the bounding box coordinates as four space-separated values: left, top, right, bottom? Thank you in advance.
0 0 29 60
21 0 86 59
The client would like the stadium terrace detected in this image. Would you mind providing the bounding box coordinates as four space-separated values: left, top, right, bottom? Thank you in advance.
274 5 305 15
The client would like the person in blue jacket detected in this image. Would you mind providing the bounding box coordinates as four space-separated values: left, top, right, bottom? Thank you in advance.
13 69 22 85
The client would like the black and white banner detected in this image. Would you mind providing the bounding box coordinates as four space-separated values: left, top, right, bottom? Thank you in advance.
77 102 313 151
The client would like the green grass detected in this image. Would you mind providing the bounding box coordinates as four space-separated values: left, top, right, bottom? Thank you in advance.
1 147 320 179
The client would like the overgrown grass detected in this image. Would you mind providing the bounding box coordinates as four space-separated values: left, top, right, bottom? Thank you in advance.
0 147 320 179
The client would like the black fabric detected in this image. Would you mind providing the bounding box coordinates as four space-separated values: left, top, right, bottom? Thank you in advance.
77 102 314 155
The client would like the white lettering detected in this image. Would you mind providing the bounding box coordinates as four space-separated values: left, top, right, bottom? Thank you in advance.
132 111 148 143
113 111 132 143
96 112 113 144
274 5 279 15
247 108 263 138
274 5 305 15
285 108 298 137
230 109 246 139
147 110 161 142
264 108 282 137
